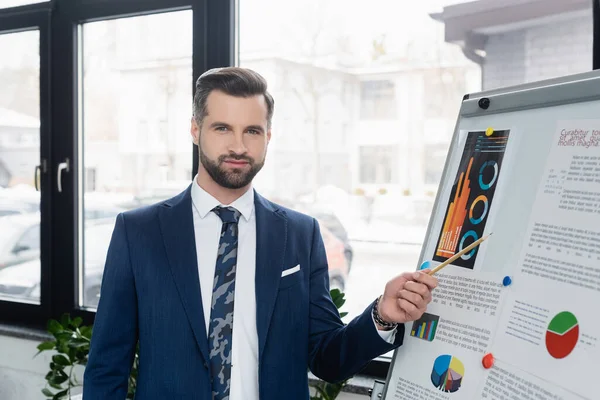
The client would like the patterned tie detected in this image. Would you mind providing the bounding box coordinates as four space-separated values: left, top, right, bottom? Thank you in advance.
209 206 241 400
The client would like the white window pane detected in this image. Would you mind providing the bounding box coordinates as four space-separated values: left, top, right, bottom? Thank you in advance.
0 29 40 304
80 11 193 308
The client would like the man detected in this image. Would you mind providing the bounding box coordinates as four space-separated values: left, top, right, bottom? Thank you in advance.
83 67 437 400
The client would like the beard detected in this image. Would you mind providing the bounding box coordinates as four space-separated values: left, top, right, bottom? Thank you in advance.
199 147 264 189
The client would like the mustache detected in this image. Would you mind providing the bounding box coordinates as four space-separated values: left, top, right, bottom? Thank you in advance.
218 153 253 164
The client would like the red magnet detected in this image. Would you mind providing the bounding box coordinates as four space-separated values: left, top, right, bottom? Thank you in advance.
482 353 494 369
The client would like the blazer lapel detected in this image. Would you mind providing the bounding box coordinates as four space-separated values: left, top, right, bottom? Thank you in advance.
254 192 287 361
158 185 210 363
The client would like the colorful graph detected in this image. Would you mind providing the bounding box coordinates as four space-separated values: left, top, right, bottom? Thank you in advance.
433 130 510 269
435 158 474 260
545 311 579 359
410 313 440 342
430 355 464 393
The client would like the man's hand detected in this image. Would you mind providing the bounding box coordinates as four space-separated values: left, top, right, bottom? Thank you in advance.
377 270 438 327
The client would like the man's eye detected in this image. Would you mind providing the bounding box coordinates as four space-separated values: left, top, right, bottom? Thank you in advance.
215 126 228 131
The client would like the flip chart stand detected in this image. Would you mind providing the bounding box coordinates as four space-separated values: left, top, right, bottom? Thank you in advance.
368 379 386 399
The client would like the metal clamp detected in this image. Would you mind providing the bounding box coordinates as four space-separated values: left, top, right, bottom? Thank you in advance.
368 379 386 399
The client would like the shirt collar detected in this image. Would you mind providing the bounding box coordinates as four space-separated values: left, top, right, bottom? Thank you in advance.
191 175 254 222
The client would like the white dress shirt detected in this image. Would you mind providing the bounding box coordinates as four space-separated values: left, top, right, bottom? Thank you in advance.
190 177 395 399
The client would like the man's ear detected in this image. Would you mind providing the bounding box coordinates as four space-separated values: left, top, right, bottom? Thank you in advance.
190 117 199 145
267 129 271 144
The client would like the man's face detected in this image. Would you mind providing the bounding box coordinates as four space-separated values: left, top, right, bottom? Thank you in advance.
191 90 271 189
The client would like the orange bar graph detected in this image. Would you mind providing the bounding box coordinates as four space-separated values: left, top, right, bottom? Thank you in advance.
436 157 474 258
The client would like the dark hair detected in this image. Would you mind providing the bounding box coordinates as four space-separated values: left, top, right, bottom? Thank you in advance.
193 67 275 129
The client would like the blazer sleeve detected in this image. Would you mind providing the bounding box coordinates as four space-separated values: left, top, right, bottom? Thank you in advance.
307 218 404 383
83 213 138 399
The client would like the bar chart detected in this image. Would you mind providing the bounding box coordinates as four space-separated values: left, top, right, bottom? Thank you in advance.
410 313 440 342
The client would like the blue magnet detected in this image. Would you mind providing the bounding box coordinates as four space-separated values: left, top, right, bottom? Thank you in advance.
502 276 512 286
419 260 431 270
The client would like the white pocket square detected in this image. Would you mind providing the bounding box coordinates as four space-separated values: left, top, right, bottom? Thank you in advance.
281 264 300 277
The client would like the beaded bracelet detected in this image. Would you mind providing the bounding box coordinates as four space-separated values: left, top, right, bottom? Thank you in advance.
372 295 398 330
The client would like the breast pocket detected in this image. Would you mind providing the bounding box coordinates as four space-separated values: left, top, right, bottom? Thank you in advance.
279 264 304 290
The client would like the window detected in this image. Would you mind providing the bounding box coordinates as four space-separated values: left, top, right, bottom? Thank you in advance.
424 143 450 186
85 168 97 192
359 146 396 184
15 225 39 250
80 10 193 308
360 80 396 120
423 69 467 120
0 29 40 304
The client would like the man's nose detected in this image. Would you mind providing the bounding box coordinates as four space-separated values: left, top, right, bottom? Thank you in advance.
229 132 248 154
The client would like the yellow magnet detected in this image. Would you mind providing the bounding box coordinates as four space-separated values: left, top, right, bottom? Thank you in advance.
485 127 494 136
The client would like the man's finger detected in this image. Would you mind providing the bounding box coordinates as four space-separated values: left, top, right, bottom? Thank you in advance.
404 281 432 301
397 289 424 309
397 298 421 321
412 270 438 290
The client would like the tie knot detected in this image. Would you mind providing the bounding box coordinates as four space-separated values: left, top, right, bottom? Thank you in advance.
212 206 241 224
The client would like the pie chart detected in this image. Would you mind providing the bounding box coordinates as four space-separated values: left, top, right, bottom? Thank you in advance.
430 354 464 393
545 311 579 359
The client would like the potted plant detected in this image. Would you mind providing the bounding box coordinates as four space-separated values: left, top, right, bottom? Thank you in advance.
37 289 348 400
36 313 138 399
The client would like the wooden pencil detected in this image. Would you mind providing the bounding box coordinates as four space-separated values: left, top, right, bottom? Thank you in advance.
427 233 493 275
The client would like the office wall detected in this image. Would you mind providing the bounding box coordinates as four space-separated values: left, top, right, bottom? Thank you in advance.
0 334 54 400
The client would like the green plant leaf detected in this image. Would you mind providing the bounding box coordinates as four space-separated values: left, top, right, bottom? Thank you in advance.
314 385 331 400
72 317 83 328
339 312 348 318
79 326 93 339
37 341 56 352
55 331 74 343
329 289 346 310
52 355 71 367
67 347 77 363
35 340 57 357
52 388 69 400
324 381 344 398
60 314 71 328
68 341 90 350
41 388 55 398
47 320 63 336
46 368 69 386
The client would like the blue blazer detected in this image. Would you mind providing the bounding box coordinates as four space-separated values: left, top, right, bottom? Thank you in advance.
83 186 404 399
